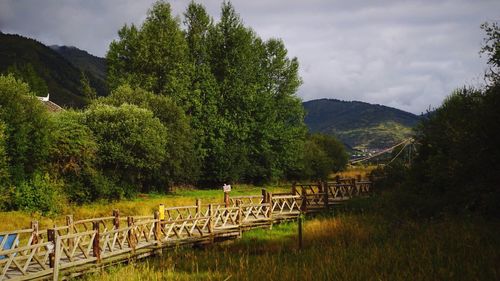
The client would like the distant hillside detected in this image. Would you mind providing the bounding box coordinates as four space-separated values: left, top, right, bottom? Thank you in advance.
0 33 106 107
50 45 107 96
303 99 420 150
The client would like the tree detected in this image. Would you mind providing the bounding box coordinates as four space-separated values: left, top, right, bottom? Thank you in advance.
0 74 50 182
480 21 500 85
84 103 168 193
6 63 48 97
97 84 199 186
80 72 97 100
107 1 192 108
106 1 307 185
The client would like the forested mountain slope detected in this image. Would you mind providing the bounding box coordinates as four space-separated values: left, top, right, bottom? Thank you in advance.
303 99 421 149
0 32 105 107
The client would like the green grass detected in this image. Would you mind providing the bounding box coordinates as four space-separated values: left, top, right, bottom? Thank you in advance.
83 210 500 281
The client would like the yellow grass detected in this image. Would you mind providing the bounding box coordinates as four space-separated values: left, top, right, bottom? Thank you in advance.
332 164 377 179
83 213 500 281
0 184 289 232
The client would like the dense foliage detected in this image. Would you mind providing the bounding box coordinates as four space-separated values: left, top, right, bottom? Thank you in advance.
107 1 308 185
374 22 500 218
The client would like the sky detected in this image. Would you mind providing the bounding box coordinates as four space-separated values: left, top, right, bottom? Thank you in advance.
0 0 498 114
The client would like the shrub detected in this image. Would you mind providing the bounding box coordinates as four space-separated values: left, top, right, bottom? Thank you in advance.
84 103 169 194
13 173 65 215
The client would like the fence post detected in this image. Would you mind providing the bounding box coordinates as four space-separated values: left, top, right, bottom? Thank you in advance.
323 181 329 210
291 182 297 195
153 210 162 255
31 221 39 245
159 204 165 221
236 200 243 237
47 228 55 268
92 221 100 262
301 188 307 213
127 217 135 251
196 198 201 216
268 192 273 229
224 192 230 208
113 210 120 229
53 235 61 281
208 204 214 233
66 215 74 249
298 213 303 250
261 189 267 203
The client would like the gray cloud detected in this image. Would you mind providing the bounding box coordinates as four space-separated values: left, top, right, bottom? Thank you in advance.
1 0 498 114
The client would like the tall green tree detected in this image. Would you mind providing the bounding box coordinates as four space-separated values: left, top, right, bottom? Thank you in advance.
0 74 50 182
107 1 192 108
107 1 307 185
80 72 97 100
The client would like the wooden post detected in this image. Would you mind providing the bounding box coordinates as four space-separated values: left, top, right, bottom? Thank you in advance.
153 210 162 256
53 236 61 281
335 175 340 184
323 181 329 210
298 214 303 250
224 192 230 208
66 215 74 249
196 198 201 216
291 182 297 195
208 204 214 233
261 189 267 203
159 204 165 221
267 192 273 229
127 217 135 250
154 211 161 241
31 221 39 245
301 188 307 212
236 201 243 237
113 210 120 229
47 228 55 268
92 221 100 262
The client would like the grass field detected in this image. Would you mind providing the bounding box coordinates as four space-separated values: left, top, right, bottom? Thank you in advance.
0 184 289 232
82 209 500 281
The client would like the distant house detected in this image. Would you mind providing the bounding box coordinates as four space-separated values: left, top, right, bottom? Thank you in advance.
37 94 63 112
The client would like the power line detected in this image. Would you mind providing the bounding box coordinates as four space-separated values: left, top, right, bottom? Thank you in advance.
349 138 414 164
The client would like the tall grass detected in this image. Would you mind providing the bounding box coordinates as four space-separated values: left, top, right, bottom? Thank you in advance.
84 213 500 281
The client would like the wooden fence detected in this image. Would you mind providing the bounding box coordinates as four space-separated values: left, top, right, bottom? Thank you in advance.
0 178 371 280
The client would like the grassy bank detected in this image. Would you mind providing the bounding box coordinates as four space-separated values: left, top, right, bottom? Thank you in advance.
83 210 500 281
0 184 288 232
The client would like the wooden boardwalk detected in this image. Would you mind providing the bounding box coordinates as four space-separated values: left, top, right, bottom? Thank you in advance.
0 178 372 280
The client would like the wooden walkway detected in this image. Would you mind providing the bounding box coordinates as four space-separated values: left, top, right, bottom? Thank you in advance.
0 178 372 280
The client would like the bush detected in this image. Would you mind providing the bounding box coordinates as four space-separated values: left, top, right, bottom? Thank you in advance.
48 110 99 203
84 103 169 193
13 173 65 215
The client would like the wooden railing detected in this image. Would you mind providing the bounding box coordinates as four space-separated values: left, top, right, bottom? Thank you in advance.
0 178 371 280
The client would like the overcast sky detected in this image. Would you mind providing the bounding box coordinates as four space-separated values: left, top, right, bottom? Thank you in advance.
0 0 498 114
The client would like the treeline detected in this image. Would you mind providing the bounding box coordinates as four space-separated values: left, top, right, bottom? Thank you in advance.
373 22 500 218
0 1 348 214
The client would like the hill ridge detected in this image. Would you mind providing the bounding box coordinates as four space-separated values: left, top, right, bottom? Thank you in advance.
303 98 420 150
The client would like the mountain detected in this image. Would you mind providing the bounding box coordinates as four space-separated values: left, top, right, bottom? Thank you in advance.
303 99 421 150
0 33 106 107
50 45 107 97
